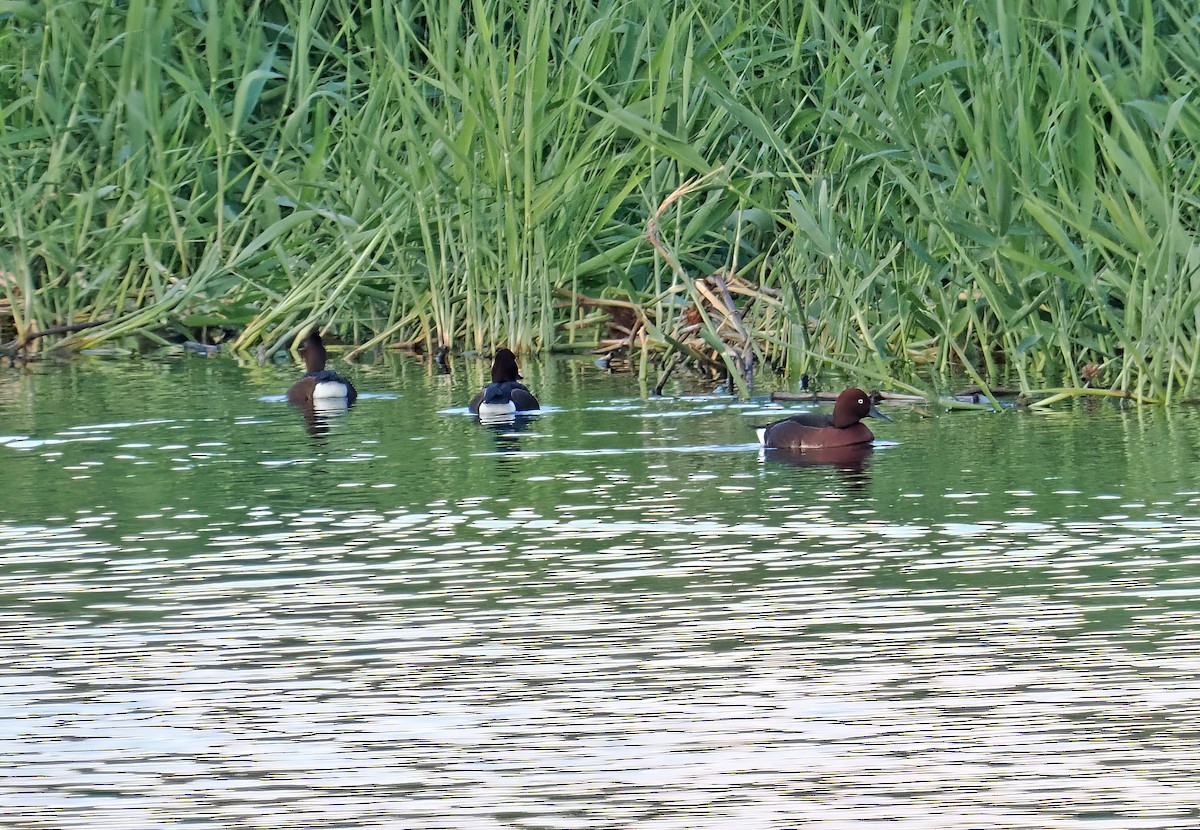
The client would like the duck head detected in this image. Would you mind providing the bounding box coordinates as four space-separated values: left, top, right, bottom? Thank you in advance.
299 329 329 374
491 348 522 383
831 387 892 428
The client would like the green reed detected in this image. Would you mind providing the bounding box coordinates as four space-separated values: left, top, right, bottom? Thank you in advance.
1 0 1198 399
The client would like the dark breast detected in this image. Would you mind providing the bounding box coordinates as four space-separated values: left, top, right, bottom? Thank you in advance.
287 376 317 405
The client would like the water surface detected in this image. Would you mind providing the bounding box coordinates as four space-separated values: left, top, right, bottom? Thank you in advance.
2 354 1198 828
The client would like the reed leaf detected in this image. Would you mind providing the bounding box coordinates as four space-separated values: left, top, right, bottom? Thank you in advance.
1 0 1198 401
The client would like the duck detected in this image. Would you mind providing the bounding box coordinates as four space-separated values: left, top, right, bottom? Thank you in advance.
468 348 539 413
286 328 357 410
475 380 531 421
756 387 889 449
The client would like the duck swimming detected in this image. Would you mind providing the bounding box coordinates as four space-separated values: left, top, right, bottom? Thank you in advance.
475 380 530 421
287 328 357 410
468 348 539 414
756 387 889 449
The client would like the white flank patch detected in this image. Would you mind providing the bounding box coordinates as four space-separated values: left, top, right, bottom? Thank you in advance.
478 400 518 424
478 400 517 417
313 381 349 400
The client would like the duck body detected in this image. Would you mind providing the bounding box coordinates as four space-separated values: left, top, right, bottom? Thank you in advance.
757 415 875 449
468 349 540 413
305 369 358 404
756 387 888 450
287 330 357 409
476 381 526 419
469 382 538 414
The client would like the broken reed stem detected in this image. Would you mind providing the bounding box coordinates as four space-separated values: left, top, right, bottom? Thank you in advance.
1028 388 1158 407
945 334 1002 411
643 168 727 283
711 270 755 394
0 319 110 355
644 168 760 396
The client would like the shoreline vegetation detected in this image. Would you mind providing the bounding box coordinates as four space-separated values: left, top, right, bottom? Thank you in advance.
2 0 1198 405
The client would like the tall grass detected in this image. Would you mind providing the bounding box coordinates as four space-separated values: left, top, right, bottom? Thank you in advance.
1 0 1198 398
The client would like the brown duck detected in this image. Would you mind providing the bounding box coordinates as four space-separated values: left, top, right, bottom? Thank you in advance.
756 387 889 449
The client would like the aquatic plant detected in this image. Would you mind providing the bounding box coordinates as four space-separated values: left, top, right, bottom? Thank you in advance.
1 0 1198 400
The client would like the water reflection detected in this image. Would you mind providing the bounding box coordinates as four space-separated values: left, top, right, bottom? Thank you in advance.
762 443 875 493
478 413 538 445
291 397 353 439
1 358 1199 828
762 442 874 469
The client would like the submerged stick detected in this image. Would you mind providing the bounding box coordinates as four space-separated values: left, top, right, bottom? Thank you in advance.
653 354 680 396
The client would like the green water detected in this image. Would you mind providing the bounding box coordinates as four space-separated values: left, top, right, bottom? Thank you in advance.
2 354 1198 829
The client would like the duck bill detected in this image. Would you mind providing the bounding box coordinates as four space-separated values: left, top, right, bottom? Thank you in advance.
868 403 892 422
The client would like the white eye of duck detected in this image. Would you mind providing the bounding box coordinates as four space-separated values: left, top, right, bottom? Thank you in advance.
857 398 865 404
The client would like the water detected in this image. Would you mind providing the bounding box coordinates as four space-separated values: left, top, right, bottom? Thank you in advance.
2 354 1198 829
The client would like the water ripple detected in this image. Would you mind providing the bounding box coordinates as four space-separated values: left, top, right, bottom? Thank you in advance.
2 361 1199 828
